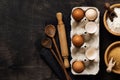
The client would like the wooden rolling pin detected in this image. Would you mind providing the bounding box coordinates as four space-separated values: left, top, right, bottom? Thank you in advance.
56 12 69 68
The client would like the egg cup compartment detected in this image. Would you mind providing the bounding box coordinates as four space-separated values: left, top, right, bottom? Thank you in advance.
70 7 100 75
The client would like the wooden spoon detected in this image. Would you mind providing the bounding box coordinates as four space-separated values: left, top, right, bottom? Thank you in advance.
104 2 117 21
45 24 56 38
106 57 116 73
45 25 64 64
41 38 52 49
41 38 72 80
41 38 61 65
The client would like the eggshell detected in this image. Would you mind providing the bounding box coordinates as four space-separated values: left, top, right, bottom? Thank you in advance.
85 8 97 21
85 22 98 34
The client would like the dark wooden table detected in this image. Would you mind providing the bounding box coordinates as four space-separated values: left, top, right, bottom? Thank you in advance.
0 0 120 80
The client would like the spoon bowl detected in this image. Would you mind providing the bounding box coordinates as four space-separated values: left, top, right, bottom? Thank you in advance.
45 24 56 38
41 38 52 49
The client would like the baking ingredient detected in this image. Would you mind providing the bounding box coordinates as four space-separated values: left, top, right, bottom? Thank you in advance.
108 47 120 70
72 61 85 73
72 8 85 21
85 22 97 34
107 8 120 33
72 34 84 47
85 8 97 21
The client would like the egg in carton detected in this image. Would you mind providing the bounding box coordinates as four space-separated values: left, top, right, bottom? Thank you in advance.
70 7 100 75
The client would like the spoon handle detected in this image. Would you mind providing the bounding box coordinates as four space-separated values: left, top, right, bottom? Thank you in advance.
50 49 72 80
106 57 116 73
106 65 112 73
105 2 112 12
52 38 63 63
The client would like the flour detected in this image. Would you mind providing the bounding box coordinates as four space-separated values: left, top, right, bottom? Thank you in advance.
107 8 120 33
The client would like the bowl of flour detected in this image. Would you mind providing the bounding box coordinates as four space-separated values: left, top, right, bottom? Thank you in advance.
104 3 120 36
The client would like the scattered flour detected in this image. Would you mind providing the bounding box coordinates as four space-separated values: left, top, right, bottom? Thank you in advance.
107 8 120 33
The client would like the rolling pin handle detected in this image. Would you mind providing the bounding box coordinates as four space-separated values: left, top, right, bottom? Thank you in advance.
64 57 70 68
56 12 63 24
104 2 111 12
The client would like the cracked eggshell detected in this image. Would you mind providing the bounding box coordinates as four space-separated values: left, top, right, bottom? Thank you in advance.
85 22 98 34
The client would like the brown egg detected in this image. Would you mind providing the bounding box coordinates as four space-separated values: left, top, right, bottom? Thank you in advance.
72 8 85 21
72 34 84 47
72 61 85 73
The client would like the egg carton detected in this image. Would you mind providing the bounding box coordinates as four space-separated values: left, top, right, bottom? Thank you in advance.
70 7 100 75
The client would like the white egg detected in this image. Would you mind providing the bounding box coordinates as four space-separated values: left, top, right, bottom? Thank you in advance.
85 8 97 21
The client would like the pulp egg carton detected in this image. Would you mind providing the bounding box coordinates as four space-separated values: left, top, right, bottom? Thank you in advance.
70 7 100 75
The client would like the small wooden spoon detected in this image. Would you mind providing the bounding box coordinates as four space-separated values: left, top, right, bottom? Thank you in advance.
45 25 64 64
45 24 56 38
41 38 61 65
104 2 117 21
41 38 52 49
106 57 116 73
41 38 72 80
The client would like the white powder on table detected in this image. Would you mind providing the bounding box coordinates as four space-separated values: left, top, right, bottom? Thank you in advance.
107 8 120 33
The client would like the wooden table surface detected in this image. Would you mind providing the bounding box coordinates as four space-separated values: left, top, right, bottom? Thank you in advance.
0 0 120 80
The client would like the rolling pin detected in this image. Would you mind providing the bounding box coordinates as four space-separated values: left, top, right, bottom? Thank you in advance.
56 12 70 68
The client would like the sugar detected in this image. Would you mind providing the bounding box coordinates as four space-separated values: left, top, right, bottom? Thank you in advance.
107 8 120 33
